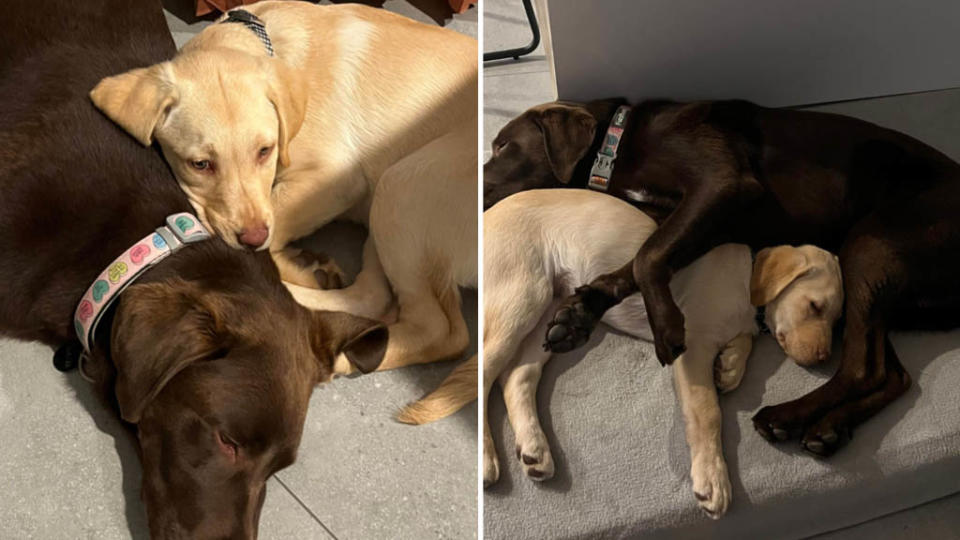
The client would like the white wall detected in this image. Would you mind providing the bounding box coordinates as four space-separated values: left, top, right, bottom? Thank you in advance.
547 0 960 107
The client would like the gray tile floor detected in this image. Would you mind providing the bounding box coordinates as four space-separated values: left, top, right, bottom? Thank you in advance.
0 3 477 539
482 0 554 159
483 0 960 537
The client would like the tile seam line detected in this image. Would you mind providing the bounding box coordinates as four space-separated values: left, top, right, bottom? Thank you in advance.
274 474 341 540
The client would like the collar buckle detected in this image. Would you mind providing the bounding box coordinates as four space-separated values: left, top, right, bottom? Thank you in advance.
586 105 631 192
592 153 615 175
166 213 210 244
73 212 211 353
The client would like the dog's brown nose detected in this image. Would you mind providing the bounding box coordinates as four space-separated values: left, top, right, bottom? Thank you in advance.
237 224 269 248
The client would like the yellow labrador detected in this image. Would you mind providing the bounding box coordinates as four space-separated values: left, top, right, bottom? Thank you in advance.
475 190 843 517
90 2 477 375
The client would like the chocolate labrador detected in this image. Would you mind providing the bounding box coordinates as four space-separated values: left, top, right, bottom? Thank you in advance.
0 1 386 538
484 98 960 457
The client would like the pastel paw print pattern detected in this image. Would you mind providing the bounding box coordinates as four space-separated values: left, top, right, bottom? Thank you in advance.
130 244 150 265
152 233 167 249
77 300 93 322
75 320 85 340
108 261 128 284
92 280 109 303
175 216 195 234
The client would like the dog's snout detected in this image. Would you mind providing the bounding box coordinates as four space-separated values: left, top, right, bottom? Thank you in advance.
237 224 269 249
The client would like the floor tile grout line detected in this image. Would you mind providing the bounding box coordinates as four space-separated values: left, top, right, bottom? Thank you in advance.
275 475 341 540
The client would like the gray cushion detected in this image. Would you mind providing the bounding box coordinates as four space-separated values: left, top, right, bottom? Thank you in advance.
484 327 960 539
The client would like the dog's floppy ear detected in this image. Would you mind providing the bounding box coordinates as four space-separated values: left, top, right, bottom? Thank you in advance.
110 280 222 423
534 105 597 184
90 64 178 146
265 60 308 167
311 311 388 377
751 246 812 307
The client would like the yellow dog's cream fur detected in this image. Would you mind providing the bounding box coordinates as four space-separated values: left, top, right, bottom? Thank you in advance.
472 190 843 518
91 3 478 380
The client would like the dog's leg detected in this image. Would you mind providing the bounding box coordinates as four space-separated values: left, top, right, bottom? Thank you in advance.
754 191 960 454
267 161 371 288
376 285 467 371
286 237 394 321
365 230 468 370
597 293 654 340
546 175 760 365
673 340 731 518
274 248 348 290
714 333 753 393
483 298 556 487
499 312 555 481
271 164 371 247
800 338 910 455
483 336 528 488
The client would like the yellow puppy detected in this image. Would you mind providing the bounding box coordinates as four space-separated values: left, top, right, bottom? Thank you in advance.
91 1 477 288
91 2 478 377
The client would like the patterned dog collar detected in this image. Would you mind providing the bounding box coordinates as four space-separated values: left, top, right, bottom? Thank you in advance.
588 105 631 192
73 213 211 352
222 9 274 56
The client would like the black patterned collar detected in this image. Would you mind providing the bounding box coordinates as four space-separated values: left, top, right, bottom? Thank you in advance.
222 9 274 57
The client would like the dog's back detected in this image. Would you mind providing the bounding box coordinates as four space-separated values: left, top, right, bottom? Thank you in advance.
485 189 755 345
485 189 656 295
0 0 185 342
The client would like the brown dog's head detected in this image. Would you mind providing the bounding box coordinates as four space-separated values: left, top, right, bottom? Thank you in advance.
483 102 597 209
751 245 844 366
89 49 307 251
87 278 385 539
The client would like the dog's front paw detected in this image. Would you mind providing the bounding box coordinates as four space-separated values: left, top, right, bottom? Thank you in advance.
752 403 809 443
284 248 347 290
515 433 554 482
800 413 851 457
691 453 731 519
651 304 686 365
714 347 748 394
543 287 607 353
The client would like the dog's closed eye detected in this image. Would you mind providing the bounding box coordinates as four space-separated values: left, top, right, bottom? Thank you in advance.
258 145 274 162
492 140 508 156
809 299 823 314
216 430 239 462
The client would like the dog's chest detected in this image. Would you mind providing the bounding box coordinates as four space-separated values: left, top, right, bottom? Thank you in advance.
601 168 678 223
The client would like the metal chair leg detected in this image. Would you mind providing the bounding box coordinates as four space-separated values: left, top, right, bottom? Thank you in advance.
483 0 540 62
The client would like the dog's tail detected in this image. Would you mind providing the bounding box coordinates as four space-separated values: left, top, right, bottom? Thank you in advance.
397 354 477 424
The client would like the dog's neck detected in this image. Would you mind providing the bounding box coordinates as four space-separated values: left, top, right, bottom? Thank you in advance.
220 9 274 56
567 99 681 222
568 99 629 190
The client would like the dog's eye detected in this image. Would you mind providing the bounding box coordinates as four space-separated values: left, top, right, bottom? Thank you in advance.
190 159 211 171
216 431 239 462
493 141 508 155
258 145 273 160
809 300 823 314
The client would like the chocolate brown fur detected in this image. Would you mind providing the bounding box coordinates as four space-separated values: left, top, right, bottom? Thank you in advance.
0 1 386 537
485 98 960 457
